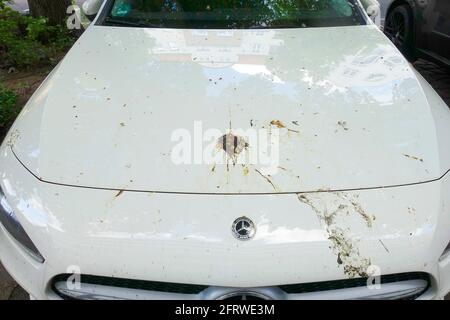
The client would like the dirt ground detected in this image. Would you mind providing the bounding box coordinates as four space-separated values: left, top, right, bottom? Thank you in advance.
0 67 52 142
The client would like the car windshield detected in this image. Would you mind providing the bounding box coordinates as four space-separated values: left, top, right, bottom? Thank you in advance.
103 0 367 29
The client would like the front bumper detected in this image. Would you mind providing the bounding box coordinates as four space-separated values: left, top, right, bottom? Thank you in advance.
50 272 433 300
1 146 450 300
0 222 445 299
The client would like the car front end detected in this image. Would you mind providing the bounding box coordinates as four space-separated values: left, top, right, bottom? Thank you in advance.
1 0 450 300
2 142 450 299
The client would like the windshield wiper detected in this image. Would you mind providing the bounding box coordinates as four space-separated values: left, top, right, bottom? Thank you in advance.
103 17 159 28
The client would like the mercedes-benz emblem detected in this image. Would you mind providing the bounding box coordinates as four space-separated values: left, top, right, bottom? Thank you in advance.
232 217 256 240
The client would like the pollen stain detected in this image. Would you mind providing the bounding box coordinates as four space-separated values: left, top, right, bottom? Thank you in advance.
297 192 375 278
337 121 349 131
270 119 286 129
403 154 424 162
218 133 248 161
270 120 299 133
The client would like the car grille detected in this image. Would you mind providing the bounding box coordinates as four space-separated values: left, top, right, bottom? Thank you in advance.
52 274 208 295
279 272 429 295
51 272 431 300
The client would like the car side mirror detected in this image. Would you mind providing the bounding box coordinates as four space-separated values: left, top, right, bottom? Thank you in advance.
360 0 381 18
82 0 104 22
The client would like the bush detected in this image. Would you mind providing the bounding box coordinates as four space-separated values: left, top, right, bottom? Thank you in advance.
0 6 75 69
0 0 12 9
0 84 17 129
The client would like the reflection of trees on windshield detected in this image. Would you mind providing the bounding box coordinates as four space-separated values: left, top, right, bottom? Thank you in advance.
110 0 363 28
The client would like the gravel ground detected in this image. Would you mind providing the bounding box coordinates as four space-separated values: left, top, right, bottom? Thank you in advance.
0 263 28 300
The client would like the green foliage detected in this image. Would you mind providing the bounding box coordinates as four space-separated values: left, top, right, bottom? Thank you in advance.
0 84 17 129
0 0 12 10
0 6 75 69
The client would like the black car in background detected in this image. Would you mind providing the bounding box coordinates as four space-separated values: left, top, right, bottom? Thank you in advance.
384 0 450 67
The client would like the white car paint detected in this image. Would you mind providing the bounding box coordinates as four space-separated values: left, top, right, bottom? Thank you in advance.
9 25 450 194
0 0 450 299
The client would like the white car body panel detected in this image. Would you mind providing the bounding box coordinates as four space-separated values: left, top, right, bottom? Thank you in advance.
1 144 450 299
9 25 450 194
1 2 450 299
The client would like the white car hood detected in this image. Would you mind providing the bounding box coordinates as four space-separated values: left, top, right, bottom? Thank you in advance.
9 25 449 194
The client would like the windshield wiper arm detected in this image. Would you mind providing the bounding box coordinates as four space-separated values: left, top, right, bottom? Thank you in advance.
103 17 155 28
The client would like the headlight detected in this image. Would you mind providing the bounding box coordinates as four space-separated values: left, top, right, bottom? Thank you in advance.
0 187 44 263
